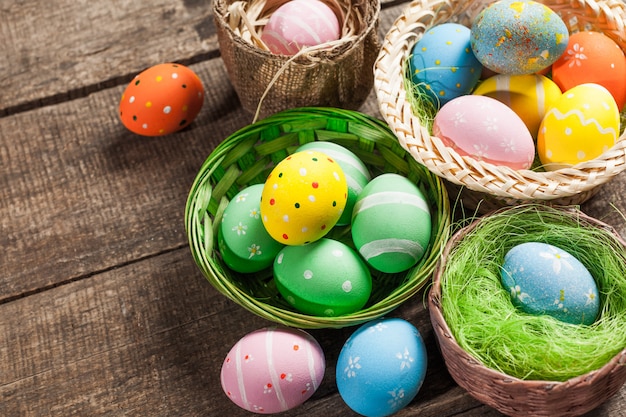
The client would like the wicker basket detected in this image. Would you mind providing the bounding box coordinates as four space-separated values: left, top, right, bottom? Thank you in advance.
185 107 450 328
214 0 381 120
374 0 626 213
428 205 626 417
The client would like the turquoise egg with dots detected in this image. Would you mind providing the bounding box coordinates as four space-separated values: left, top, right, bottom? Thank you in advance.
296 141 371 226
409 23 482 107
501 242 600 325
218 184 284 273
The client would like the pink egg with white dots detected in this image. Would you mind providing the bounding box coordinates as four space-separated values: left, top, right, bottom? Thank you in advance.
220 327 326 414
260 0 341 56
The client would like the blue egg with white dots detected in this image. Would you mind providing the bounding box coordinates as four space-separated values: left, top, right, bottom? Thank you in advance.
409 23 482 107
501 242 600 325
336 318 427 417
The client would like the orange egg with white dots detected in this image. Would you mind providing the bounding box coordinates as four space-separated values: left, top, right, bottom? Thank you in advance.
261 150 348 245
119 63 204 136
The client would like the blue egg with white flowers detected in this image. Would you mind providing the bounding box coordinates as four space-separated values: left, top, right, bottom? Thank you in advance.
501 242 600 325
336 318 427 417
409 23 482 107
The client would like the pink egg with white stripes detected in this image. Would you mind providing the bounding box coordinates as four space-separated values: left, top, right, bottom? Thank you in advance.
261 0 341 55
220 327 326 414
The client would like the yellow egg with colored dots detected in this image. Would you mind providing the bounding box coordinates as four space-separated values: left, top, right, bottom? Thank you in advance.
261 150 348 245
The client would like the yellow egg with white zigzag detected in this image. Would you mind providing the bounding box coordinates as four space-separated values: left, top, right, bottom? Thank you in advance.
537 83 620 171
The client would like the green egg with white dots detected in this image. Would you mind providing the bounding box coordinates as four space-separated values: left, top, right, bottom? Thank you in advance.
296 141 371 226
219 184 284 273
273 238 372 316
409 23 483 107
352 173 432 274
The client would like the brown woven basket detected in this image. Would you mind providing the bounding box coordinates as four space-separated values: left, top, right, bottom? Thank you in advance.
428 205 626 417
374 0 626 213
214 0 381 120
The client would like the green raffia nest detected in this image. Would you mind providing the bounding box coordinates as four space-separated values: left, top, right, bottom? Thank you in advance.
429 204 626 417
185 107 451 328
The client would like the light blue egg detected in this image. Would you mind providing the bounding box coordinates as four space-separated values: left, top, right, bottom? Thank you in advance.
336 318 428 417
409 23 482 107
501 242 600 325
470 0 569 74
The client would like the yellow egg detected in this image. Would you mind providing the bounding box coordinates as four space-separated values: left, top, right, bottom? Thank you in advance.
261 150 348 245
537 83 620 171
473 74 562 137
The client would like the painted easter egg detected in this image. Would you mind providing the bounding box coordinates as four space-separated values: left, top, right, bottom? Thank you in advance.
218 184 284 273
119 63 204 136
552 31 626 110
336 318 428 417
537 83 620 170
432 95 535 169
296 141 370 226
409 23 482 107
221 327 326 414
473 74 562 137
260 0 341 56
351 173 431 274
501 242 600 325
273 238 372 317
470 0 569 74
261 150 348 245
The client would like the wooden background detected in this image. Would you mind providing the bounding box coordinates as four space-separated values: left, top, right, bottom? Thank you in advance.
1 0 625 415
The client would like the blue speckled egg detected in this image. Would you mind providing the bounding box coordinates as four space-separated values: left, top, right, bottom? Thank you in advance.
409 23 482 107
296 141 370 226
471 0 569 74
336 318 428 417
501 242 600 325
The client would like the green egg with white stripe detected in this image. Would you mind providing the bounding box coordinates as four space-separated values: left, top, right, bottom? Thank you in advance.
297 141 370 226
351 173 432 274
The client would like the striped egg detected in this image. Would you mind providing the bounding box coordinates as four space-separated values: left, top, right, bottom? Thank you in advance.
473 74 562 137
296 141 370 226
260 0 341 56
221 327 325 414
351 173 431 274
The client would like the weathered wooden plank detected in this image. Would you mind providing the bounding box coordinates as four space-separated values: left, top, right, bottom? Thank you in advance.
1 248 624 416
0 0 216 115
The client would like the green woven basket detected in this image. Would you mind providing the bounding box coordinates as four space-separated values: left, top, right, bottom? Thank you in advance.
185 107 451 328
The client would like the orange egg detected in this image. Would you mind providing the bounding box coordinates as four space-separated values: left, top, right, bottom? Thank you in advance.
119 63 204 136
552 31 626 110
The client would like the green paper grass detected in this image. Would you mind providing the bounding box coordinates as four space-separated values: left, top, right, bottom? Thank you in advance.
440 205 626 381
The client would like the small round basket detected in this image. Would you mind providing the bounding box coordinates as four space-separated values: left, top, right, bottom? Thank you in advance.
428 204 626 417
185 107 451 328
374 0 626 213
214 0 381 120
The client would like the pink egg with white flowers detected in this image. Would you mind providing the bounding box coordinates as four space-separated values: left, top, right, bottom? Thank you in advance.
221 327 326 414
433 95 535 170
260 0 341 56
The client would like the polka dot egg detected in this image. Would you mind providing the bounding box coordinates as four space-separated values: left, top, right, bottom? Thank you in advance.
221 327 326 414
351 173 431 274
273 238 372 317
501 242 600 325
336 318 428 417
409 23 482 107
296 141 370 226
119 63 204 136
538 83 620 170
261 150 347 245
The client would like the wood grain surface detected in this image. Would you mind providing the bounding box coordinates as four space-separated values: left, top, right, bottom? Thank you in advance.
1 0 625 415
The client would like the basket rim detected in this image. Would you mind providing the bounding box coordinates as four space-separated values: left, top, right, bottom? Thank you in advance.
185 106 452 328
374 0 626 202
427 204 626 415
